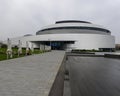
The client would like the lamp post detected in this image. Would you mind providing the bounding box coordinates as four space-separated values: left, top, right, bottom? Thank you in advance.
18 40 22 57
31 42 34 54
48 39 52 50
26 41 29 55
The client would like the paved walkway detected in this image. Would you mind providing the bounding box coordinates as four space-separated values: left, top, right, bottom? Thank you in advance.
0 51 65 96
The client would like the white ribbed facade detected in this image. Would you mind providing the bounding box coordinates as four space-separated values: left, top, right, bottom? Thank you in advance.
4 20 115 51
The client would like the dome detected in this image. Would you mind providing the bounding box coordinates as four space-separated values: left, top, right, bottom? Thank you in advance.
36 20 110 35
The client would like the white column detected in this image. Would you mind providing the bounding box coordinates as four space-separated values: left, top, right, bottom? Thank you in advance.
31 43 34 53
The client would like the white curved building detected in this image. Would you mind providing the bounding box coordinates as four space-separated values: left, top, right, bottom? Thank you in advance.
6 20 115 51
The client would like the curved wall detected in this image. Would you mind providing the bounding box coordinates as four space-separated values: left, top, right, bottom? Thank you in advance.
4 33 115 50
17 33 114 50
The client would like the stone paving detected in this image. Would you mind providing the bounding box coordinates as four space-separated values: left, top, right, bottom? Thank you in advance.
0 51 65 96
68 56 120 96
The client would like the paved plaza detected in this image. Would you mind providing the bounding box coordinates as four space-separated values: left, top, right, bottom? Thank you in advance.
0 51 65 96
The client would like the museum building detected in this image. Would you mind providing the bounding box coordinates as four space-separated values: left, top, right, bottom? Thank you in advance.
6 20 115 51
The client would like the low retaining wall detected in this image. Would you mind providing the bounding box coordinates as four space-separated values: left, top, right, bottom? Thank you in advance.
104 54 120 59
49 54 66 96
66 52 103 57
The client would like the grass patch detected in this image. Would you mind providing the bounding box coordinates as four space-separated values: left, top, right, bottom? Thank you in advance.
0 48 48 61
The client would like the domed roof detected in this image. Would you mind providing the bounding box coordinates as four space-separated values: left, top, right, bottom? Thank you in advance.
36 20 110 35
40 20 107 30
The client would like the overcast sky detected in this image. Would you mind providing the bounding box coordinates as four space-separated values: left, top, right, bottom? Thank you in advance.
0 0 120 43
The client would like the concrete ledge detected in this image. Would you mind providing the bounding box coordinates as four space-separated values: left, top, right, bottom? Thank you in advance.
71 52 95 54
104 54 120 59
66 52 103 57
49 54 66 96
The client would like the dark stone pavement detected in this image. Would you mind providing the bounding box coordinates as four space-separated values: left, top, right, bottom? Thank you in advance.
66 56 120 96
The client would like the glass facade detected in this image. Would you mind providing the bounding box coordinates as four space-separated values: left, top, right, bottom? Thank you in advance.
56 20 91 24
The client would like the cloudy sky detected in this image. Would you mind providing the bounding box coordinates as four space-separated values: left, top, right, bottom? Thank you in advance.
0 0 120 43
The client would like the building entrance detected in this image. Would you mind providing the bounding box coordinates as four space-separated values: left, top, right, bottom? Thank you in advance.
44 41 74 50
